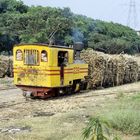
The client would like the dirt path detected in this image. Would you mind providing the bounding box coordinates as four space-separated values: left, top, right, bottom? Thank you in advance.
0 82 139 140
0 82 140 122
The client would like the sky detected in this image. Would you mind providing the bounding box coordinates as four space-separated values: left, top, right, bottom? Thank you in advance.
21 0 140 30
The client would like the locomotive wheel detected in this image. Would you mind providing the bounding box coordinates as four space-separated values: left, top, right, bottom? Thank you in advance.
58 87 73 96
75 83 80 92
72 81 81 93
80 81 88 90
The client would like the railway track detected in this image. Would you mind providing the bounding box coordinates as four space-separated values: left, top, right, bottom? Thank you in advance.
0 86 138 100
0 88 107 106
0 85 139 110
0 87 17 91
54 89 138 100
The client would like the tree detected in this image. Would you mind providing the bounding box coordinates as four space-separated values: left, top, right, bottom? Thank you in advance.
0 0 28 13
0 0 140 54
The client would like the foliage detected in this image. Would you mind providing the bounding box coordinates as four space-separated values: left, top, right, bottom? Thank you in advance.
0 0 28 13
0 0 140 54
83 117 109 140
112 136 122 140
83 117 122 140
88 21 140 54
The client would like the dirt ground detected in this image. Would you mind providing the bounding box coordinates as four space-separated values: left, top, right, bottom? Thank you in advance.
0 77 14 89
0 79 140 140
0 81 139 120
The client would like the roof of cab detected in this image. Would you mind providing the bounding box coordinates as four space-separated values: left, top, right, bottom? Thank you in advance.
15 43 73 50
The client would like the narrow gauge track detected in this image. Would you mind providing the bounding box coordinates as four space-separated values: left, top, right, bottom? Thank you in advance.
0 87 17 91
0 100 28 109
0 86 138 110
0 87 115 101
53 89 137 100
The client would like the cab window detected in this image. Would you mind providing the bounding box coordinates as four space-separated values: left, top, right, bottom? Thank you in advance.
41 50 48 62
16 49 22 61
58 51 68 66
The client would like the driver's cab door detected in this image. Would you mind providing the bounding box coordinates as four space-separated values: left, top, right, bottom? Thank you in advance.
58 51 68 85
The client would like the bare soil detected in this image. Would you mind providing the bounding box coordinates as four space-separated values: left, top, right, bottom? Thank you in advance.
0 79 140 140
0 82 139 120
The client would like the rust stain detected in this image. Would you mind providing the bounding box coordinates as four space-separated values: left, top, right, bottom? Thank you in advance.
28 69 38 74
19 72 25 78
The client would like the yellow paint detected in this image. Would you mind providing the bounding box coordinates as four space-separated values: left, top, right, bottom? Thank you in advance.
13 44 88 88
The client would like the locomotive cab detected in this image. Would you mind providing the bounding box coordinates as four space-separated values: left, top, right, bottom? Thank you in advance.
13 43 88 98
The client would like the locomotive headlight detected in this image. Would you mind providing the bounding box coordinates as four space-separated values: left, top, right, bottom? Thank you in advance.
16 50 22 61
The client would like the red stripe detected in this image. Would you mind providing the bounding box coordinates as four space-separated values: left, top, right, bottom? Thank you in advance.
80 68 88 70
65 71 88 74
73 71 88 74
14 68 60 72
14 68 87 70
64 72 73 74
65 68 73 70
14 71 59 76
79 71 88 73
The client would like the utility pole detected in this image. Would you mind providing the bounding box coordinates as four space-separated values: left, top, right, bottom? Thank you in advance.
127 0 138 29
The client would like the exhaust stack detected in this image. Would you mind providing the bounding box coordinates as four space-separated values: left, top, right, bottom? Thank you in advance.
73 42 84 60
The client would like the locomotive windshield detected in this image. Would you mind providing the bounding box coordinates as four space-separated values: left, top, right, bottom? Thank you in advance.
24 49 39 65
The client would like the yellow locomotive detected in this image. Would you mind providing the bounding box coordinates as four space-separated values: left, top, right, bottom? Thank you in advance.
13 43 88 98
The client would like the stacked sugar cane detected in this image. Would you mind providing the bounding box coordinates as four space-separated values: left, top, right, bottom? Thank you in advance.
0 56 13 78
134 56 140 81
80 49 139 89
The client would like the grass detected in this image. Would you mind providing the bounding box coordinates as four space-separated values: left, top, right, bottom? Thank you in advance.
115 92 124 99
107 110 140 135
0 91 139 140
103 93 140 136
0 113 86 140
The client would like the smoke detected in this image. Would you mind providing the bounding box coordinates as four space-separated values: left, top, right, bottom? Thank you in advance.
72 28 84 43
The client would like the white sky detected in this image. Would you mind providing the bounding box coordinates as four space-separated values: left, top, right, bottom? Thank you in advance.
21 0 140 30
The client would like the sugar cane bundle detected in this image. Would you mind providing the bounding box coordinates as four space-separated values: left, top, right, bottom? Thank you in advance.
0 56 13 78
81 49 140 89
7 58 13 77
81 49 109 88
0 56 8 78
112 55 126 86
123 55 138 83
134 56 140 80
103 56 115 87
